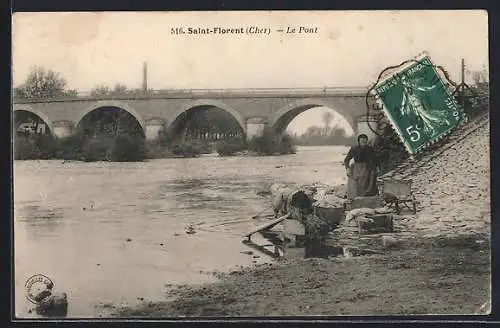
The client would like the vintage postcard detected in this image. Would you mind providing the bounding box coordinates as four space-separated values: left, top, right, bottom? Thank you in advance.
12 10 490 319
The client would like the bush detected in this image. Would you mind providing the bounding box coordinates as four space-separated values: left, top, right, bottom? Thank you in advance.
82 136 114 162
110 134 146 162
14 133 34 160
156 129 175 147
279 134 297 154
143 138 209 159
189 139 212 154
216 139 246 156
248 129 276 155
13 131 57 160
144 140 170 159
35 134 58 159
171 140 201 157
52 133 146 162
248 128 296 155
55 133 86 160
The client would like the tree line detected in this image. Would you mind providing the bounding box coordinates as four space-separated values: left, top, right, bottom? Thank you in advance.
13 66 78 99
289 111 353 146
13 66 154 100
290 125 353 146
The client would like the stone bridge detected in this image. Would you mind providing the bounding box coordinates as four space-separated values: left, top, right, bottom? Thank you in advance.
12 87 378 141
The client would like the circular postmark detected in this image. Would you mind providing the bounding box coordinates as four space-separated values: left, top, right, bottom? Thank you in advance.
25 274 54 304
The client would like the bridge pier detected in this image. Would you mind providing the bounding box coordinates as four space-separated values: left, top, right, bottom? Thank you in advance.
145 119 166 141
246 117 268 141
53 121 75 139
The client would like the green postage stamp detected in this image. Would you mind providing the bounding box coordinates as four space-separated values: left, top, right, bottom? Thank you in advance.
372 53 467 154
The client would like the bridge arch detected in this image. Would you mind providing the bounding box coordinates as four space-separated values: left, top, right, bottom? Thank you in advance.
76 100 147 136
269 99 356 134
13 104 55 135
169 99 247 136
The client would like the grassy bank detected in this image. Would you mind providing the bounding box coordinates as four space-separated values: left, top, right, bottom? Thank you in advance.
13 132 217 161
14 132 148 162
14 131 296 161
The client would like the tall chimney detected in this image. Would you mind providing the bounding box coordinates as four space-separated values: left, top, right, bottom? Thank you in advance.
461 58 465 85
142 62 148 92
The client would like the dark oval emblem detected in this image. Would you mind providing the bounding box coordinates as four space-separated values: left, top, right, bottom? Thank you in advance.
25 274 54 304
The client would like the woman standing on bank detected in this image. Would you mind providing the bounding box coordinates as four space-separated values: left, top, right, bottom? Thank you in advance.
343 134 380 198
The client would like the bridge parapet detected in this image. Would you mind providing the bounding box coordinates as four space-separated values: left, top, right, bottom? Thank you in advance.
12 87 370 104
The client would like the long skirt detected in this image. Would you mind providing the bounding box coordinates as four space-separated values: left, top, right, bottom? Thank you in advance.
347 162 378 198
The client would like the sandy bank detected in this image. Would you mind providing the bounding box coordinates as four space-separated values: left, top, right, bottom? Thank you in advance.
113 234 489 316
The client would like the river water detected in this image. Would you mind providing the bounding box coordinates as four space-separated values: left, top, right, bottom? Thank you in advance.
14 146 349 318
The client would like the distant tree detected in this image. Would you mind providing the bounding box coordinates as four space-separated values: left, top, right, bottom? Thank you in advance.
90 84 111 97
471 66 488 86
65 89 78 97
89 83 147 97
304 126 323 137
322 111 334 136
14 66 68 99
291 124 352 146
468 68 489 116
128 88 150 96
13 86 26 99
332 127 346 140
110 83 128 95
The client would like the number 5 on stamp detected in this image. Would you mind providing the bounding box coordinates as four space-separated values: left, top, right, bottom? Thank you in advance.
372 53 466 154
406 125 421 142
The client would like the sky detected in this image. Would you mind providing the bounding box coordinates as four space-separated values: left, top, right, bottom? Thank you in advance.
12 11 488 134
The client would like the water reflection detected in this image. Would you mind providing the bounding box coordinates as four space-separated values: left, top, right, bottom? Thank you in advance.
15 205 67 241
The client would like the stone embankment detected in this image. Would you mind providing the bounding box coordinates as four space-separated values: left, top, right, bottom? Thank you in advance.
382 112 490 237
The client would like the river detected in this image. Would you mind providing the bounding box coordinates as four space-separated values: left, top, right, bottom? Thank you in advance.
14 146 349 318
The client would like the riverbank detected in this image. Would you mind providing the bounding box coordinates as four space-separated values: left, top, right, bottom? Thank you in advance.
14 127 297 161
110 116 491 317
112 233 490 316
